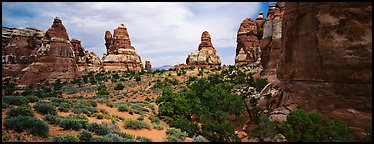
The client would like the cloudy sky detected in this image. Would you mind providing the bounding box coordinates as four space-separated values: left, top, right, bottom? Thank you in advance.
2 2 274 67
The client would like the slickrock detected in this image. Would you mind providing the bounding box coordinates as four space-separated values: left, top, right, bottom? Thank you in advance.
19 17 81 85
186 31 221 66
271 2 372 133
102 23 142 72
2 27 45 77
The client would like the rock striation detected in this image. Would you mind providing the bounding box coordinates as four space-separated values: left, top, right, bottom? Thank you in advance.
186 31 221 66
270 2 372 135
102 23 142 72
71 38 101 74
260 3 285 81
144 60 152 71
234 12 264 66
19 17 81 85
2 27 45 77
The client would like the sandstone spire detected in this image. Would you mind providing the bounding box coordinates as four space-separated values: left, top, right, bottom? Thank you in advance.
186 31 221 66
102 23 142 72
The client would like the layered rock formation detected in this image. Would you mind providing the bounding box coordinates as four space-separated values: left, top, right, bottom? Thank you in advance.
259 3 285 81
102 23 142 72
234 12 264 66
186 31 221 66
71 38 101 74
270 2 372 137
144 60 152 71
2 27 45 77
19 17 81 85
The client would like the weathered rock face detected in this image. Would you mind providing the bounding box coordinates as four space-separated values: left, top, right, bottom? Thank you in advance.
234 13 263 66
2 27 45 77
102 23 142 72
272 2 372 134
71 38 102 74
144 60 152 71
19 17 81 85
186 31 221 66
260 3 285 81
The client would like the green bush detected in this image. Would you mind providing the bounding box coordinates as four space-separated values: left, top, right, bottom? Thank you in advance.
34 101 57 115
44 114 62 124
114 83 125 90
193 135 209 142
58 102 71 112
78 130 93 142
4 116 49 137
2 96 27 106
153 123 164 130
2 101 9 109
87 122 110 135
136 136 152 142
253 78 268 92
135 75 141 81
93 113 105 119
164 135 182 142
24 95 39 103
248 116 278 141
6 105 34 118
111 131 135 139
281 110 353 142
52 135 79 142
166 127 188 141
148 115 160 124
59 118 84 130
365 123 372 141
137 115 145 121
123 119 151 130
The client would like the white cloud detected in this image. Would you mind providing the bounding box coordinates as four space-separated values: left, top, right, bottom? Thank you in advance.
2 2 262 67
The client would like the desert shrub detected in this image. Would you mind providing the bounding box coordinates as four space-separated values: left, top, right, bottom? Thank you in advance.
193 135 209 142
166 127 188 141
251 106 262 124
248 116 278 141
153 123 164 130
78 130 93 142
97 85 109 96
87 122 110 135
136 136 152 142
103 133 131 142
6 105 34 118
99 108 110 115
2 101 9 109
93 113 105 119
58 102 71 112
365 123 372 141
123 119 151 130
4 116 49 137
165 135 182 142
114 83 125 90
34 101 57 115
2 96 27 106
253 78 268 92
281 109 353 142
24 95 39 103
52 135 79 142
163 116 174 124
169 118 199 137
111 131 135 139
135 75 141 81
118 104 130 112
148 115 160 124
137 115 145 121
59 118 84 130
44 114 62 124
72 104 99 116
